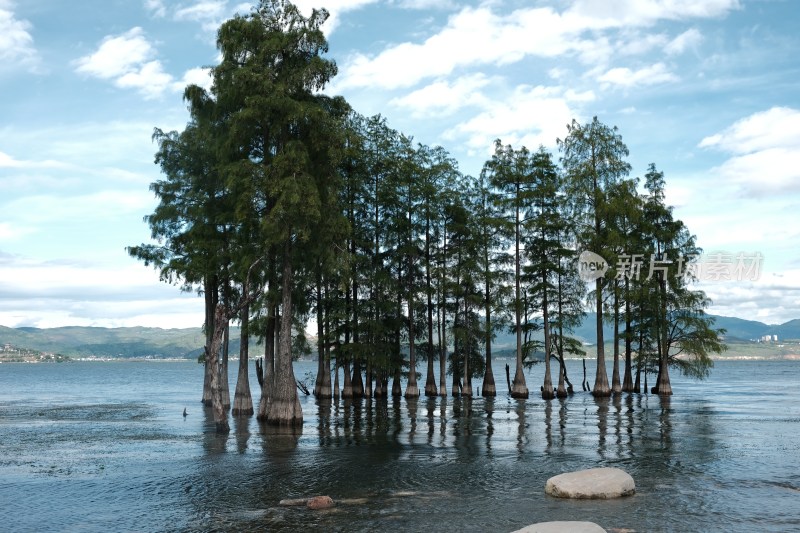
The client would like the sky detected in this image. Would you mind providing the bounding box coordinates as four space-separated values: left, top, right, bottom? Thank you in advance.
1 0 799 329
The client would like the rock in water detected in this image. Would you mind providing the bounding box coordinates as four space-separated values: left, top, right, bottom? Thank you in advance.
511 521 607 533
306 496 335 510
278 498 309 507
545 467 635 499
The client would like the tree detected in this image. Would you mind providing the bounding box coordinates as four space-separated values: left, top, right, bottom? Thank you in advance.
212 0 343 425
128 93 229 408
472 170 509 397
484 140 537 399
525 147 563 400
559 117 631 397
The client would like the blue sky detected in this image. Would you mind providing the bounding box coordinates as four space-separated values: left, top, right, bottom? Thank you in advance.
1 0 798 329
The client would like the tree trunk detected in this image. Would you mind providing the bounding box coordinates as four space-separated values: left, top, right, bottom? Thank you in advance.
653 275 673 395
201 276 216 406
622 278 634 392
314 272 324 396
462 296 472 397
257 304 275 420
208 304 230 433
482 277 496 397
592 277 611 396
333 358 340 400
341 359 353 398
612 282 622 394
365 358 373 398
541 266 554 400
392 367 402 397
352 360 364 397
405 281 420 398
232 302 253 416
511 195 528 399
265 242 303 426
424 217 437 396
318 281 332 399
221 320 231 410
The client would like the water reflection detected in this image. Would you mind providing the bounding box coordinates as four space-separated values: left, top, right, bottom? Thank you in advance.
202 407 228 456
232 414 250 454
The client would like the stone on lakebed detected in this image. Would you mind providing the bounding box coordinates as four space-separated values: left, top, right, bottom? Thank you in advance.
306 495 335 510
545 467 635 499
511 521 607 533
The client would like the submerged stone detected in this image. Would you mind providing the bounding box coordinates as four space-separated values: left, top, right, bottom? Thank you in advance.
278 498 308 506
511 521 607 533
306 495 335 510
545 467 635 499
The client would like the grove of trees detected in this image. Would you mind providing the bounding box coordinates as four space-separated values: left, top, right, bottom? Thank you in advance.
128 0 725 433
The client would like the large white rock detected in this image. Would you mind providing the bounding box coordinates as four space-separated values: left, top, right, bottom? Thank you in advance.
545 467 635 499
511 521 607 533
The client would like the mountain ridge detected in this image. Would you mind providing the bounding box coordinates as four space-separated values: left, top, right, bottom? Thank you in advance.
2 314 798 359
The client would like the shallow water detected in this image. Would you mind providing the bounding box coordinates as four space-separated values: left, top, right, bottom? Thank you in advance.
0 359 798 532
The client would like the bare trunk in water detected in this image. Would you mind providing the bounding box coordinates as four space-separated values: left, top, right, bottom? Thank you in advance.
612 282 622 394
511 190 529 398
265 242 303 426
257 303 275 420
622 277 634 392
653 274 673 395
232 301 253 416
208 305 230 433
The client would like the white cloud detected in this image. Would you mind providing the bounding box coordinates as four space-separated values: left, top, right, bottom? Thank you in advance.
699 107 800 194
290 0 378 34
337 1 738 91
442 84 579 155
174 0 228 31
116 60 175 99
566 0 740 27
394 0 455 8
699 107 800 154
0 257 204 328
173 66 213 92
598 62 678 88
665 28 703 55
0 1 39 71
75 27 156 80
700 269 800 325
389 73 491 118
144 0 167 18
74 27 203 99
0 151 67 169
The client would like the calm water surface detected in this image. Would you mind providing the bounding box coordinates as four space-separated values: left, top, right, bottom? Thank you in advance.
0 359 798 532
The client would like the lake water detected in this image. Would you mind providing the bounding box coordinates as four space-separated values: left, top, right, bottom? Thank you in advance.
0 358 798 532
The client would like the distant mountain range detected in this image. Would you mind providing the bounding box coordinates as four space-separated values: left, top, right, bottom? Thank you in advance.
1 314 798 360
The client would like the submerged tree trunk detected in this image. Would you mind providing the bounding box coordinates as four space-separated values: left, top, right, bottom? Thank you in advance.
592 277 611 396
318 282 332 399
653 276 673 395
364 358 373 398
207 305 230 433
511 194 529 399
541 270 554 400
257 303 276 420
612 282 622 394
405 281 420 398
201 276 216 406
265 243 303 426
392 367 402 397
232 302 253 416
622 278 634 392
424 218 437 397
482 279 496 397
341 359 353 398
222 321 231 410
